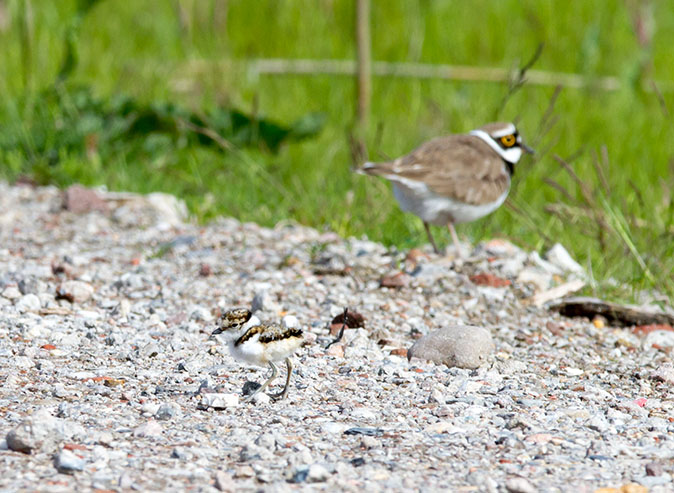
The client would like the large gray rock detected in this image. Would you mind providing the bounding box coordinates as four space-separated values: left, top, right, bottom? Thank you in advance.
407 325 494 369
6 408 61 454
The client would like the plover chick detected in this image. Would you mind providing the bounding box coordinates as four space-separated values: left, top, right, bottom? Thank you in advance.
210 308 303 401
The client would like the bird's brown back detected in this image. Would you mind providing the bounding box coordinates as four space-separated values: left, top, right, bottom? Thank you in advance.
363 135 511 205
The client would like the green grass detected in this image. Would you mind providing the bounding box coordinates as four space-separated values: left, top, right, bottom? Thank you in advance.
1 0 673 301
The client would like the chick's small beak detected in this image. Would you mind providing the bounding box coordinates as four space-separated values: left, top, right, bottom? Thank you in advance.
209 327 223 340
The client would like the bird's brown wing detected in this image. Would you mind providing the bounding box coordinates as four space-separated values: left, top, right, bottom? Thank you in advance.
363 135 510 205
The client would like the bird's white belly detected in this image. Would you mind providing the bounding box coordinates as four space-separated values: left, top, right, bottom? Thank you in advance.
229 339 265 366
228 336 302 366
392 179 509 225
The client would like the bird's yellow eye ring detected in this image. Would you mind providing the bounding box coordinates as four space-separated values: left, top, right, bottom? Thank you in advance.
500 135 516 147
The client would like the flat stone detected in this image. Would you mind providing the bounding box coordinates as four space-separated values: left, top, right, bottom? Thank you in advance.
407 325 494 369
199 393 239 409
505 477 536 493
63 184 109 214
54 448 85 474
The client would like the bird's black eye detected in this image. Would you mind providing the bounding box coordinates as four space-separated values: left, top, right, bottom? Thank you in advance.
500 134 516 147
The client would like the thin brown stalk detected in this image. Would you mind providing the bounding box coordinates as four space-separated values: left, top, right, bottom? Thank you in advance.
628 178 646 210
543 178 577 204
505 199 554 244
651 80 670 118
592 147 611 194
553 154 597 208
533 85 562 147
495 43 544 117
176 117 234 151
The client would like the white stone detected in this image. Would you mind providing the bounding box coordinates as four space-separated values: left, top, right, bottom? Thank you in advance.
200 393 239 409
545 243 585 276
15 294 41 312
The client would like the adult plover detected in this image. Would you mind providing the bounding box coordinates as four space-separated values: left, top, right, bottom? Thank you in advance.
358 122 534 256
210 308 303 401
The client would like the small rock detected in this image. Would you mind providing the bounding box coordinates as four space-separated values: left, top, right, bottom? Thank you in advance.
199 263 212 277
637 474 672 488
470 273 511 288
215 470 234 492
54 448 85 474
15 293 41 312
199 393 239 410
380 272 411 288
18 278 40 295
360 436 380 449
651 364 674 384
251 290 280 314
645 461 664 476
306 463 331 483
282 314 300 329
6 408 58 454
545 243 584 275
429 388 445 404
1 285 21 300
292 463 330 483
255 433 277 449
189 305 213 322
155 403 179 420
146 192 188 228
139 342 161 358
407 325 494 369
516 267 552 292
643 330 674 349
63 184 108 214
171 446 190 460
14 356 34 369
133 420 163 438
56 280 94 303
326 344 344 358
505 477 536 493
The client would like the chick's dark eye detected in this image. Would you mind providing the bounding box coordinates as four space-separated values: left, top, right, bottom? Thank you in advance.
500 135 516 147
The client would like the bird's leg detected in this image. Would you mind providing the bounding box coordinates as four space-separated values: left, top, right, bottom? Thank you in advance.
447 222 463 258
423 222 440 254
243 361 278 401
269 357 294 401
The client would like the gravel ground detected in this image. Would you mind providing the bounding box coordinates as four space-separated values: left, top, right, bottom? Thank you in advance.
1 181 673 493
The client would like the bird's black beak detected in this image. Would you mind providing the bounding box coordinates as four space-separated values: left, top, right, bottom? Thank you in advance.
209 327 223 339
521 142 535 155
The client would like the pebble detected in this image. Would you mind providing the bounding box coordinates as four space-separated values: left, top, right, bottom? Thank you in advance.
214 470 235 492
505 477 537 493
155 403 180 420
6 408 59 454
545 243 585 276
133 420 163 438
407 325 494 369
15 293 41 312
54 448 86 474
0 181 672 492
199 393 239 409
56 280 94 303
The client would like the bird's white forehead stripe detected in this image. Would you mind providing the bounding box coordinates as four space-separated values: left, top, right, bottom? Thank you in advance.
489 123 517 138
469 129 521 165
